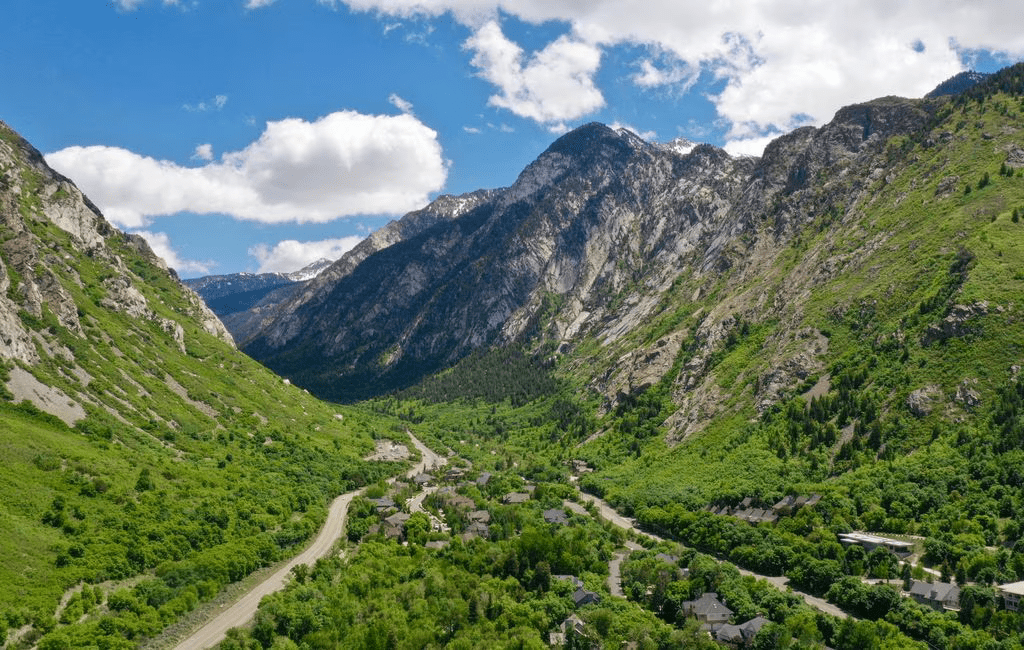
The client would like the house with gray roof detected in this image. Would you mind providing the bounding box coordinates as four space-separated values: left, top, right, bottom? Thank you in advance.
543 508 570 525
549 613 587 646
553 574 584 589
572 587 601 607
385 511 411 528
463 521 490 540
368 497 395 512
468 509 491 524
999 580 1024 611
715 616 769 647
907 579 960 610
681 592 732 625
503 491 530 504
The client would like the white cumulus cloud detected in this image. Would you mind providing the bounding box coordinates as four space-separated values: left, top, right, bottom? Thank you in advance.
133 231 213 275
46 110 447 229
192 143 214 161
337 0 1024 147
464 20 604 130
249 236 364 273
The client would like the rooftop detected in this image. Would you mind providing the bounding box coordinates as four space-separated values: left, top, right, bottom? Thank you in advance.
999 581 1024 596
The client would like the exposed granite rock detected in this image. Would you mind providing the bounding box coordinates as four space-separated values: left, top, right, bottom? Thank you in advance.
908 385 943 417
935 175 961 198
955 379 982 410
0 119 235 368
242 97 946 404
922 302 990 345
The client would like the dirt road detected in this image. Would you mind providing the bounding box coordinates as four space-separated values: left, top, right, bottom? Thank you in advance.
173 432 441 649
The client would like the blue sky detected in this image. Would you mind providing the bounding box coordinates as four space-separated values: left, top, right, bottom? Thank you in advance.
2 0 1022 278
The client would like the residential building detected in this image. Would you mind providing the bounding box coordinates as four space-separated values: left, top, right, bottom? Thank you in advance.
906 579 960 610
681 592 733 625
837 532 914 556
998 581 1024 611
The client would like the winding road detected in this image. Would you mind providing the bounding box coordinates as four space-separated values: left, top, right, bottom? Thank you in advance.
577 493 848 620
173 432 443 650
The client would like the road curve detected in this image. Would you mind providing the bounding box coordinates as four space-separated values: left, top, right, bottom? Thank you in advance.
577 493 848 620
174 432 441 650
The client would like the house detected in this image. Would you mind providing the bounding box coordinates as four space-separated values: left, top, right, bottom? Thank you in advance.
837 532 914 557
998 581 1024 611
385 511 410 528
562 614 586 636
549 613 587 646
553 574 584 589
441 494 476 510
681 593 732 625
572 587 601 606
503 492 531 504
773 495 797 511
715 616 769 647
463 521 490 540
468 510 491 524
368 497 395 512
412 473 432 486
543 508 570 525
906 579 960 610
743 508 766 523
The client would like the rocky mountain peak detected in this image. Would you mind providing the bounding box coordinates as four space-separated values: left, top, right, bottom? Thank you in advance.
0 120 233 367
545 121 646 160
926 70 991 98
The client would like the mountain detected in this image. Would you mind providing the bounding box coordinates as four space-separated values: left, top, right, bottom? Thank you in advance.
231 65 1024 648
243 61 1024 448
284 257 333 282
185 191 496 345
183 258 334 343
925 70 991 98
242 90 944 404
0 120 394 645
184 270 295 314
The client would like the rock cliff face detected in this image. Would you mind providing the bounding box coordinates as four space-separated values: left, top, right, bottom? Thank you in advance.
243 65 1023 442
0 120 232 379
243 93 942 408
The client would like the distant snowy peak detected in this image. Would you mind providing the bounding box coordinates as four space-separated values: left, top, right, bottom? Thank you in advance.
659 137 699 157
286 258 334 282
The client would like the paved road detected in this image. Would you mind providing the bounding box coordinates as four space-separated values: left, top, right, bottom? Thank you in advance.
577 493 848 620
174 433 441 650
608 550 628 597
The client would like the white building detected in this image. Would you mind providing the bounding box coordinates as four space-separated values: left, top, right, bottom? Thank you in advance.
998 581 1024 611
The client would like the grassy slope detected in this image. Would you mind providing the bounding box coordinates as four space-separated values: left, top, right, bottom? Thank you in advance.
576 88 1024 516
0 125 409 645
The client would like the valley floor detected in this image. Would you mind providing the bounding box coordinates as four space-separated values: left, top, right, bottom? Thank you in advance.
162 433 444 650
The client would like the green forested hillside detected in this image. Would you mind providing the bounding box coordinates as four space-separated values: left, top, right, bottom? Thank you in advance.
0 122 405 647
226 68 1024 650
7 66 1024 650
